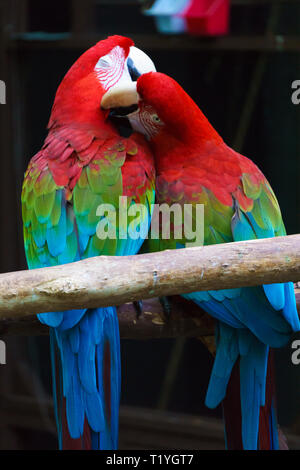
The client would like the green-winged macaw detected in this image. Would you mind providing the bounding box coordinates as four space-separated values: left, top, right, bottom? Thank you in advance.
21 36 156 450
101 71 300 450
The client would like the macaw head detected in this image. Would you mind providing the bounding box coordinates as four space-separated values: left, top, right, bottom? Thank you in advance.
49 35 156 129
101 71 222 149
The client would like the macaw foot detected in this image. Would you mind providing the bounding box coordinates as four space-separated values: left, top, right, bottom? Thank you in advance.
133 300 143 319
159 296 172 321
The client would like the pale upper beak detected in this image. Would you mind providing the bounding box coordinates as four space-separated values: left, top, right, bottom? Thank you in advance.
101 81 139 110
101 45 155 112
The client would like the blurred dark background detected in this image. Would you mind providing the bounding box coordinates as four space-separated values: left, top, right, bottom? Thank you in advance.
0 0 299 450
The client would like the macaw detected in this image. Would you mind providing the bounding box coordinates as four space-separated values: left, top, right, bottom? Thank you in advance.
101 71 300 450
21 36 156 450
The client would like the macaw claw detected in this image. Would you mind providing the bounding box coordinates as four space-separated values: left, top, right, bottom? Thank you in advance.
133 300 143 319
159 296 172 321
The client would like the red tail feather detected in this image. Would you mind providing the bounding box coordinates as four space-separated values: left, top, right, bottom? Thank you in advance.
258 350 275 450
222 358 243 449
61 397 92 450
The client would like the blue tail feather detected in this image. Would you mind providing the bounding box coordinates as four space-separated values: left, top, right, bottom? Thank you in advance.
206 323 272 449
186 279 299 449
239 338 269 449
49 306 121 449
205 322 239 408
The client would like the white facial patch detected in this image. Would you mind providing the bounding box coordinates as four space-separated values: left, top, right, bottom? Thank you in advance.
128 111 150 139
95 45 156 94
94 45 130 91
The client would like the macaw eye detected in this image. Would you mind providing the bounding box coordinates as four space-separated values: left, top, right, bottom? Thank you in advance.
151 114 161 124
97 58 110 68
95 52 113 70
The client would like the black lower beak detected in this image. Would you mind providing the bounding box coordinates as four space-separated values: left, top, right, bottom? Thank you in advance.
108 104 138 138
108 104 138 118
108 109 137 138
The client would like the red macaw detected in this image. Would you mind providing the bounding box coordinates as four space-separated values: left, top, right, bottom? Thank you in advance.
101 71 300 449
21 36 156 450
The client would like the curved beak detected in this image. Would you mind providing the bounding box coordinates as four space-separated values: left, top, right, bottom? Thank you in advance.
101 81 139 110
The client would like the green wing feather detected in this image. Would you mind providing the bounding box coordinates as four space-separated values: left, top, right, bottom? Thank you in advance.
22 136 155 270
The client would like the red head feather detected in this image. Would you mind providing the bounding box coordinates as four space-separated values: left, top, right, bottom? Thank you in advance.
136 72 222 145
49 35 134 129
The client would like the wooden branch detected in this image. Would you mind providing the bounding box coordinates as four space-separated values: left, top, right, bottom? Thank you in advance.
0 235 299 323
7 33 300 53
0 291 299 338
0 296 215 339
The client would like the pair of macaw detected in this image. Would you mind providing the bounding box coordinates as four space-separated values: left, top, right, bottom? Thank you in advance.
21 35 299 450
